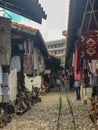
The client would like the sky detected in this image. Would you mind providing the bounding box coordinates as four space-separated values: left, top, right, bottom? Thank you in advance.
0 0 69 42
39 0 69 39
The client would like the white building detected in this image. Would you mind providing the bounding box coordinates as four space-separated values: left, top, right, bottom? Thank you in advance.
45 39 66 67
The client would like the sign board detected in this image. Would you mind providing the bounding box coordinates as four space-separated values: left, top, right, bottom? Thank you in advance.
44 70 51 74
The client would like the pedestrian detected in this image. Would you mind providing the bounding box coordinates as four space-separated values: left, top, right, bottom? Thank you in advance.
61 74 65 87
69 72 75 90
74 79 81 100
90 74 98 97
64 72 69 91
56 76 61 91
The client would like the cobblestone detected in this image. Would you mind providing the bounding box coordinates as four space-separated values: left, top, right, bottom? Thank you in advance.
1 88 95 130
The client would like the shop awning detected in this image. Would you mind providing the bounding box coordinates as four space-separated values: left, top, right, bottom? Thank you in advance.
45 54 60 70
0 0 47 23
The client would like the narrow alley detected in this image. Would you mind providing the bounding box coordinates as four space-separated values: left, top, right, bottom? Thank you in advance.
1 88 94 130
0 0 98 130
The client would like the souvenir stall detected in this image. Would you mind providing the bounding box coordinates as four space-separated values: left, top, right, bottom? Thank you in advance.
0 0 47 127
74 30 98 127
79 30 98 103
11 23 48 115
73 31 98 103
10 39 24 101
65 0 98 129
23 39 41 103
11 25 36 115
0 18 47 120
72 0 98 105
23 39 34 92
81 30 98 128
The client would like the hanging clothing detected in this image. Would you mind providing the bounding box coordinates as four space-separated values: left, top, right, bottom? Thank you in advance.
0 85 3 95
2 86 9 103
3 73 9 86
24 74 33 91
23 40 34 74
0 66 3 84
1 72 10 103
74 43 80 80
0 85 3 103
32 76 42 88
9 69 18 101
10 56 21 72
91 60 97 74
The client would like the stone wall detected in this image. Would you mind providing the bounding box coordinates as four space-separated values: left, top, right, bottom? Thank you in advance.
0 17 11 65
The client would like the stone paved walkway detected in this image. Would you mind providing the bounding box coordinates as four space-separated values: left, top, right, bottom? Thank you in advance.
1 87 95 130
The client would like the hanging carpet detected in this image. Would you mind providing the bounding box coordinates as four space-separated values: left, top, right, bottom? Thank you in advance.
81 30 98 59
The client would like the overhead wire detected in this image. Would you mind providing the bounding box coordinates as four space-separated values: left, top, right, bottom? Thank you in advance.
79 0 89 36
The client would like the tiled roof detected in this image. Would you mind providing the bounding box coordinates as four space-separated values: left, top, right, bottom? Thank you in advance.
0 0 47 23
11 22 48 57
12 22 38 33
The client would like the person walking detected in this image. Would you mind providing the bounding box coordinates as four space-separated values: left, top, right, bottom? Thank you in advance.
69 73 75 90
74 79 81 100
56 76 61 92
61 74 65 87
64 73 69 91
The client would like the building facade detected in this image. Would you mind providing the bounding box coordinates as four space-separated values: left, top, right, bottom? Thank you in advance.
46 39 66 68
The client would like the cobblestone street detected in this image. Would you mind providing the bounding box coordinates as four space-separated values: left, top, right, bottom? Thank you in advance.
1 88 95 130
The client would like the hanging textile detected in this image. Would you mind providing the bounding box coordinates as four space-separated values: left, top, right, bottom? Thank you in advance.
0 85 3 102
0 85 3 95
74 42 81 80
2 72 9 103
10 56 21 72
24 74 33 91
3 73 9 86
9 69 18 101
33 48 38 70
0 17 11 65
0 66 3 84
23 40 34 74
81 30 98 59
32 76 42 88
2 86 9 103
